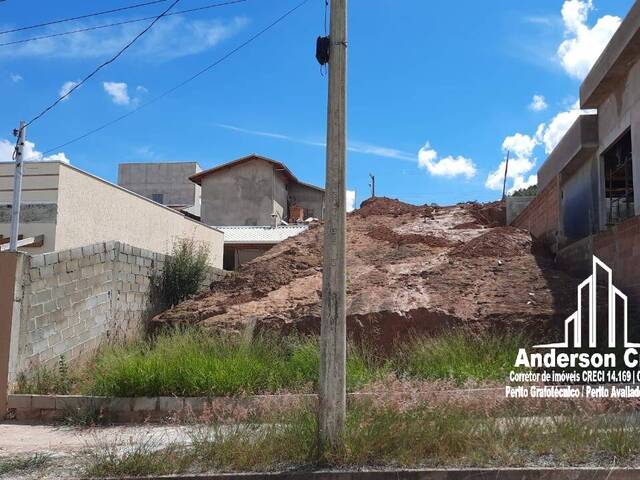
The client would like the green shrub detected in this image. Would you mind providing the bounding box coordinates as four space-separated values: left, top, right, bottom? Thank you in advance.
159 238 210 308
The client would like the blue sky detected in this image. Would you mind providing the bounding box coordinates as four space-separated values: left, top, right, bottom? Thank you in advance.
0 0 634 208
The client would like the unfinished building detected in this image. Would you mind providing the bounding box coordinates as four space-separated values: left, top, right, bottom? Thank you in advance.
190 154 325 269
513 1 640 306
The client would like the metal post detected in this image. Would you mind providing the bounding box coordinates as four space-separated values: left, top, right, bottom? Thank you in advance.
318 0 347 454
501 150 510 201
9 121 26 252
369 173 375 198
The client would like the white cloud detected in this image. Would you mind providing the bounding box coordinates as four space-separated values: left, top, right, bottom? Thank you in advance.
9 73 22 83
535 101 597 153
502 133 538 160
59 80 79 101
486 133 539 191
508 174 538 195
418 143 477 179
486 157 537 191
529 94 548 111
216 124 417 162
103 81 130 105
136 85 148 94
346 190 356 212
0 16 249 61
0 138 69 163
557 0 621 79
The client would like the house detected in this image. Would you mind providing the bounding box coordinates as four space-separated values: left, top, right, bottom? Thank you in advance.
512 1 640 306
117 162 202 218
189 154 325 269
0 160 223 267
190 154 324 226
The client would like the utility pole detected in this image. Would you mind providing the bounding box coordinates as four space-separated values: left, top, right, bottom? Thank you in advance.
368 173 375 198
318 0 347 454
9 121 26 252
501 150 510 201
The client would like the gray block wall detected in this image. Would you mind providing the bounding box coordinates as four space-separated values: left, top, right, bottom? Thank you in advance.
7 241 225 384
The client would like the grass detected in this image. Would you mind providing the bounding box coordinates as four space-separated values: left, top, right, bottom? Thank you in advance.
15 329 527 397
79 403 640 477
0 453 50 476
82 437 192 478
396 331 528 384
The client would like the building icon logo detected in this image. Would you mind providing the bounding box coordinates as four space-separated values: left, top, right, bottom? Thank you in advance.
534 255 638 349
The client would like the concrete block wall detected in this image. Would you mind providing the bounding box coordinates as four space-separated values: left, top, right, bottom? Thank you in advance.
512 179 560 250
4 241 226 385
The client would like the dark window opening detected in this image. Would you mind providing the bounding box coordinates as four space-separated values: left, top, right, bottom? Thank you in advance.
604 131 634 225
223 247 236 271
151 193 164 204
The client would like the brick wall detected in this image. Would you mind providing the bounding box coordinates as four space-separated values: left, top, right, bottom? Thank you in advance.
557 215 640 308
4 241 226 384
512 179 560 249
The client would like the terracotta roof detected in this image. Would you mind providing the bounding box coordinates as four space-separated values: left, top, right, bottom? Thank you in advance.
189 154 323 191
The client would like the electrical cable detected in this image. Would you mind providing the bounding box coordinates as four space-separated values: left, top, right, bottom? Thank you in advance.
0 0 248 48
0 0 170 36
41 0 310 155
25 0 181 128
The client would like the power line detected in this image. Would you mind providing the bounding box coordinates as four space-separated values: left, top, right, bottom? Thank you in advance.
0 0 169 36
41 0 310 155
26 0 181 128
0 0 247 48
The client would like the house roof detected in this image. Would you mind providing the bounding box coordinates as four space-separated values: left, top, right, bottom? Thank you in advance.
189 154 324 191
216 225 309 245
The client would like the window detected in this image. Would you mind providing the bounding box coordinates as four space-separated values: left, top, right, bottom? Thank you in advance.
151 193 164 204
603 130 634 225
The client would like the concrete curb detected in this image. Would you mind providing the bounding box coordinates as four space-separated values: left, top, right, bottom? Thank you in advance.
95 468 640 480
7 389 506 422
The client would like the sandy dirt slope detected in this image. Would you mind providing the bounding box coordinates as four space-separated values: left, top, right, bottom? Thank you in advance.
153 198 578 346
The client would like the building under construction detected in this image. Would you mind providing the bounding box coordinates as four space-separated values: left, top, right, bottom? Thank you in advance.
512 1 640 306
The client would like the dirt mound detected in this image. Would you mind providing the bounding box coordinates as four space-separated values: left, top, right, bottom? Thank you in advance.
450 227 532 258
357 197 433 218
153 197 578 347
367 226 456 247
463 201 506 228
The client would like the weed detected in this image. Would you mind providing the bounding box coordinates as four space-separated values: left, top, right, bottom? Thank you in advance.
61 405 112 427
18 330 526 397
0 453 50 475
395 331 528 384
81 436 192 478
79 403 640 476
15 355 77 395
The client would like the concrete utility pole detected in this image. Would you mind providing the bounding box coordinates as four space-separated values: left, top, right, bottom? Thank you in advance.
368 173 375 198
9 121 26 252
318 0 347 453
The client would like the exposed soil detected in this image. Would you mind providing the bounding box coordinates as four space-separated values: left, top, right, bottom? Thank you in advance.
153 197 579 347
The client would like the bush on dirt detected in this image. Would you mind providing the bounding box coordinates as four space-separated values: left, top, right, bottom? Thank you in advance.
159 238 210 308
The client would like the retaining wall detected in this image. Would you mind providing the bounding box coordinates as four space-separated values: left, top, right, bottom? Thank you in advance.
512 179 560 250
1 241 226 388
